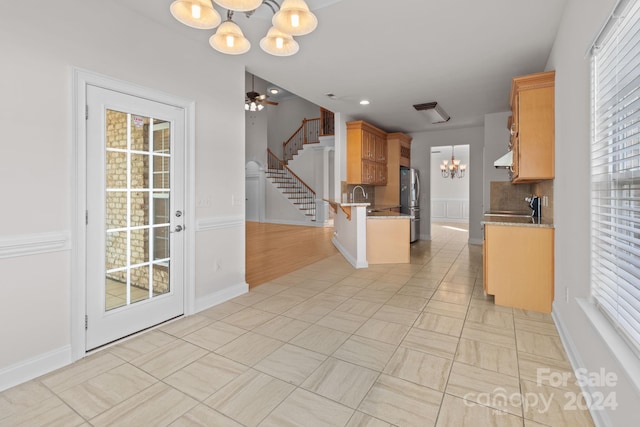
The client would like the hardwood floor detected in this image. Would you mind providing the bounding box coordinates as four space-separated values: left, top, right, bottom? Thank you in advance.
245 222 338 288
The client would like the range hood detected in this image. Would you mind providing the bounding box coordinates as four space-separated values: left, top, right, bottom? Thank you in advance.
494 150 513 168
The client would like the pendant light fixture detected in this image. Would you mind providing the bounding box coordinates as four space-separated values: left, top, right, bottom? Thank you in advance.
440 146 467 179
169 0 317 56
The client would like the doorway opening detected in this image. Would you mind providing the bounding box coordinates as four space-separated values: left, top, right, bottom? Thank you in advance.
430 144 470 232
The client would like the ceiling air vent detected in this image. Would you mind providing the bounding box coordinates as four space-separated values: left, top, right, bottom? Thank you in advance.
413 102 450 124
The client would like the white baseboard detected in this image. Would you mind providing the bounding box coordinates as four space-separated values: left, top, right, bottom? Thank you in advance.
194 282 249 313
552 304 611 427
0 345 71 392
332 237 367 269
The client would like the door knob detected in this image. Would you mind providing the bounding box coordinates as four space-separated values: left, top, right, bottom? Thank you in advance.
174 225 183 232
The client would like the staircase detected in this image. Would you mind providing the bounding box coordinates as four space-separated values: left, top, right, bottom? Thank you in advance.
283 108 335 163
267 149 316 221
264 109 334 223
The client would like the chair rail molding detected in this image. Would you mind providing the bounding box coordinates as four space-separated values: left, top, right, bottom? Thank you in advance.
0 231 71 259
196 215 245 232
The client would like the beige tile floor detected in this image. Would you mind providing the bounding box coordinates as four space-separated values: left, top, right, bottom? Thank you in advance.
0 223 595 427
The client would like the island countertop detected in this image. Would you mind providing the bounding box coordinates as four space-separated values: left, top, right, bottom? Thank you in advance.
367 211 413 220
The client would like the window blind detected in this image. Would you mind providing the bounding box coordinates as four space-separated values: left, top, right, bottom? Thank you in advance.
591 0 640 356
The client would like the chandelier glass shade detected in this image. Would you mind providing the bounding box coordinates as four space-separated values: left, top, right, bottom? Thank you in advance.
209 19 251 54
214 0 263 12
170 0 221 29
260 26 299 56
272 0 318 36
169 0 317 56
440 146 467 179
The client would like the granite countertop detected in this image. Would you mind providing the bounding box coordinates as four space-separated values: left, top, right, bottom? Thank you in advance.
324 199 370 207
367 211 413 220
482 213 554 228
368 205 402 211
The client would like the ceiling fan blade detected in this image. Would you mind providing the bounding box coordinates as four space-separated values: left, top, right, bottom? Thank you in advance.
264 100 279 105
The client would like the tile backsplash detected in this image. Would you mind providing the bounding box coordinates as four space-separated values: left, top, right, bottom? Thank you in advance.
342 182 376 204
490 180 554 221
490 182 533 213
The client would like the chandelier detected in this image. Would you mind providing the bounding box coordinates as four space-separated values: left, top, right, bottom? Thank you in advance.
169 0 317 56
440 146 467 179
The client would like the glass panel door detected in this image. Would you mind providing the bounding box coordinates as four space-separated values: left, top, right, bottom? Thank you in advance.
86 85 184 350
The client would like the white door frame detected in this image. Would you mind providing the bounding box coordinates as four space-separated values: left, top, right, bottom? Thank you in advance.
71 68 196 360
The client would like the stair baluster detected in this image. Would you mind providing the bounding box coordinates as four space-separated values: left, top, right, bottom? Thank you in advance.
267 149 317 221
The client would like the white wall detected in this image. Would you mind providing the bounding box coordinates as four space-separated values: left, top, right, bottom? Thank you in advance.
483 112 512 210
0 0 246 388
548 0 640 425
245 73 269 166
410 127 485 243
267 95 321 156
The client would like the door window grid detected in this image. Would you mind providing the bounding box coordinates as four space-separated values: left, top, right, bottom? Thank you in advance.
105 112 171 311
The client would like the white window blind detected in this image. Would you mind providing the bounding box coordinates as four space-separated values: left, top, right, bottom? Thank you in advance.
591 0 640 356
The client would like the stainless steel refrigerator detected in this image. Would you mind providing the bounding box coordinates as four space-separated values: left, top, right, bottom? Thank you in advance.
400 167 420 242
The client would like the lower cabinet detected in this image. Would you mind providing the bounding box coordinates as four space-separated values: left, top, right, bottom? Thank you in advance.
366 218 410 264
484 224 554 313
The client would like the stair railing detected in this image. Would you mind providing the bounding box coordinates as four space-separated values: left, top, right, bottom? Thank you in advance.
320 107 335 136
282 118 321 163
267 148 316 220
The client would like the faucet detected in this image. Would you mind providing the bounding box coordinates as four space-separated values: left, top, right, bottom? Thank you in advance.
351 185 368 202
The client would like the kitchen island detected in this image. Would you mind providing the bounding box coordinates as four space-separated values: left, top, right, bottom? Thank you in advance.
366 211 412 264
326 200 412 267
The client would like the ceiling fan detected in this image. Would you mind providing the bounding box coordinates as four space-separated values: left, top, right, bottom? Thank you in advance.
245 75 278 111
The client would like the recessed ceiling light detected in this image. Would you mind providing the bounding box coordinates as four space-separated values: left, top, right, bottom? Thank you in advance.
269 87 279 94
360 99 370 105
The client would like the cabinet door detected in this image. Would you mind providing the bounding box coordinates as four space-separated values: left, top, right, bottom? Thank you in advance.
511 137 520 179
485 225 554 313
375 163 387 185
515 87 554 181
375 136 387 164
362 131 375 161
361 160 376 184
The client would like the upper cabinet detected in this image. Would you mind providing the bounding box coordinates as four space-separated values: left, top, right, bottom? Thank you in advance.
347 121 388 185
375 132 413 206
509 70 555 183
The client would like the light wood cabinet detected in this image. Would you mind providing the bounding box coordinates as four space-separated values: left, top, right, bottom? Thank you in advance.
510 70 555 183
347 121 388 185
375 132 412 205
366 218 410 264
484 224 554 313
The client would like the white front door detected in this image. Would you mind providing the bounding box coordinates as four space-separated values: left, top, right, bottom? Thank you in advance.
86 85 185 350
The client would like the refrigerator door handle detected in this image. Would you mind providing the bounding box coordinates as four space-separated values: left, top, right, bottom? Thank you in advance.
415 171 420 203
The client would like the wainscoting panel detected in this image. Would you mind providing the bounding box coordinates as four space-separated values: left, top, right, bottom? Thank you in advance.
432 199 469 222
